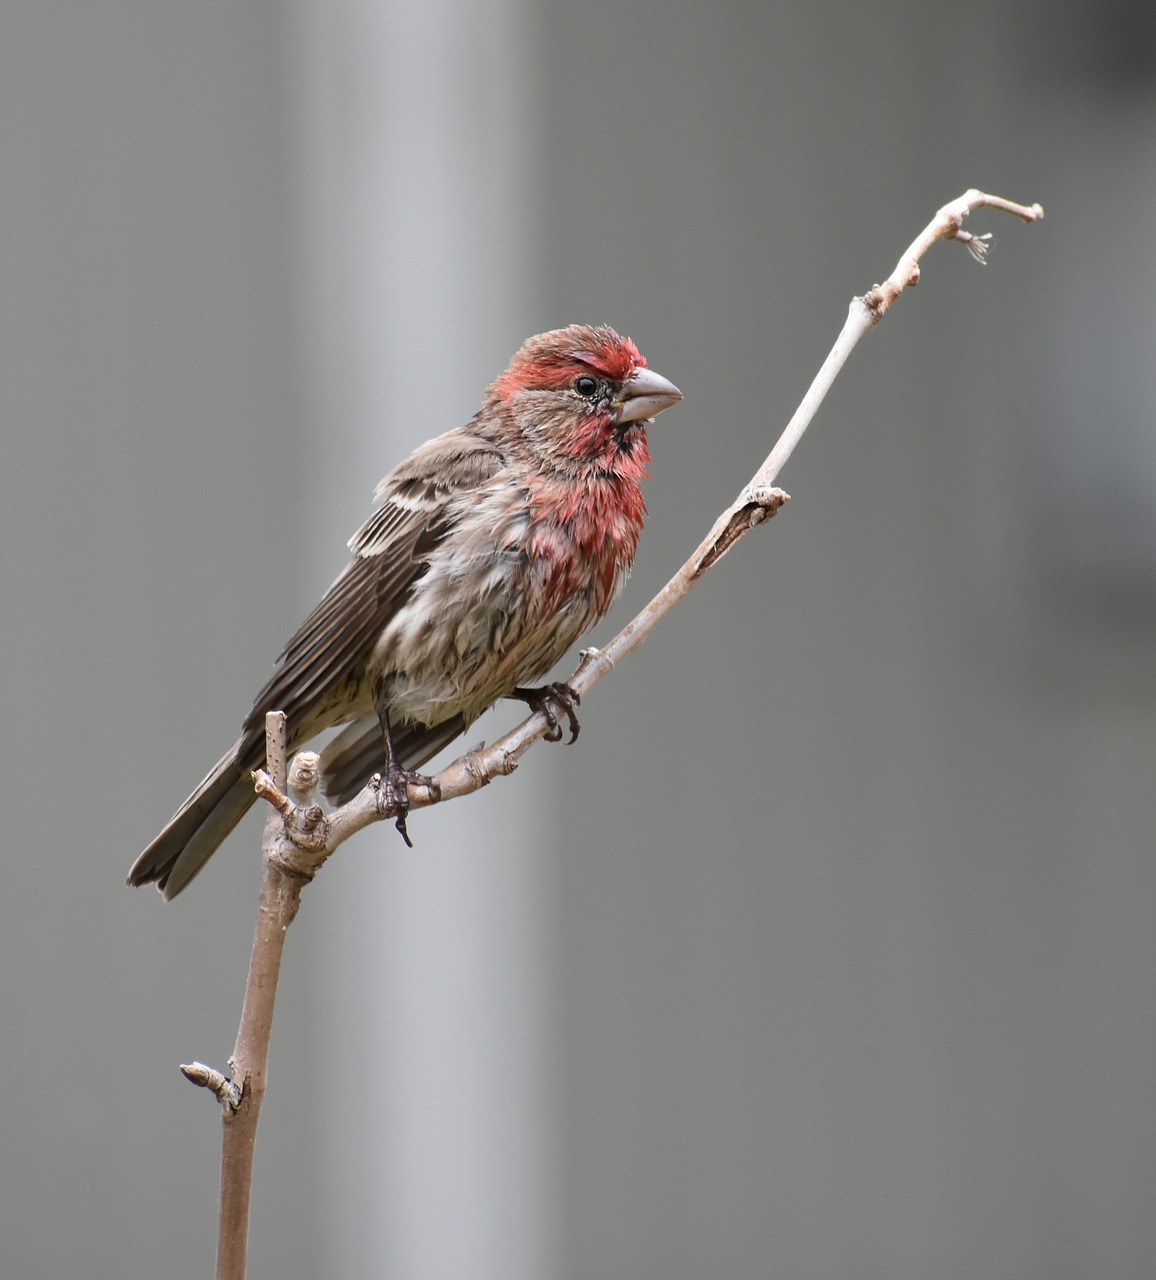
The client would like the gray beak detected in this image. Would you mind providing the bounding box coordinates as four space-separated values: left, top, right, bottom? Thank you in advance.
614 366 683 424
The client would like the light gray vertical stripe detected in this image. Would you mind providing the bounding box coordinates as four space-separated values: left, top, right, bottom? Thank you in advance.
290 1 557 1276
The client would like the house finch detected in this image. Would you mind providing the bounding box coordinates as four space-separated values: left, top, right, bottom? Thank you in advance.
129 324 681 898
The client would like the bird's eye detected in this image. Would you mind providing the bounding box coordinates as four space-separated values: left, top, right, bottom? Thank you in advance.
573 374 599 397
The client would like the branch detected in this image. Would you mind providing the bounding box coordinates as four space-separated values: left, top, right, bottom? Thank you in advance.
183 189 1042 1278
181 713 306 1280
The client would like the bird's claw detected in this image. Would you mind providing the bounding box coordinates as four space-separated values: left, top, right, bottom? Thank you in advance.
512 682 582 744
378 763 440 848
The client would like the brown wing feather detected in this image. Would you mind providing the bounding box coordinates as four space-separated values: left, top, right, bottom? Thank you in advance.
238 425 507 761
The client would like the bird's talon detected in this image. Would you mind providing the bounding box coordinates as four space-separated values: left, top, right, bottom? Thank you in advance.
512 681 582 744
378 760 437 848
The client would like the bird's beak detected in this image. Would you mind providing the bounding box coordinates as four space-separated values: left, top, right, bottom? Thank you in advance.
614 367 683 424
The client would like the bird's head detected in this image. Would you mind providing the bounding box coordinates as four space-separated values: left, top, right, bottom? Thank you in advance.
490 324 682 478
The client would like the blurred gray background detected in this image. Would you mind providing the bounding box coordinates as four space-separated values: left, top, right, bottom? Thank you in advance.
4 1 1154 1277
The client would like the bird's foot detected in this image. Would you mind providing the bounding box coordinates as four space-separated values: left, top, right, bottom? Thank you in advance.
511 682 582 744
376 762 440 848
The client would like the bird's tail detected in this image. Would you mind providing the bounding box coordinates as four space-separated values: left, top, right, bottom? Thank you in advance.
127 738 257 899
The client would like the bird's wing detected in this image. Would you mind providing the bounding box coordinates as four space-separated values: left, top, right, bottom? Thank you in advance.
239 425 507 758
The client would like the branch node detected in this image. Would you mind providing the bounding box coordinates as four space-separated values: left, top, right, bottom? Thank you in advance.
464 744 491 785
955 230 993 264
696 486 791 577
253 757 330 869
861 277 906 322
296 804 326 834
744 483 791 514
288 752 320 807
181 1061 243 1113
252 769 293 817
575 645 613 682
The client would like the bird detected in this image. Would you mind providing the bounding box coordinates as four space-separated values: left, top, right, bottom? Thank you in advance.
128 324 682 898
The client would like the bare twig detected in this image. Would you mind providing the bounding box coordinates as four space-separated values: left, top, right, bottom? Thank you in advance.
185 189 1042 1278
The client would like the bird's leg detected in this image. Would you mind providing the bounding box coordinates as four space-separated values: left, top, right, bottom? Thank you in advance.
375 701 440 847
510 682 582 744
